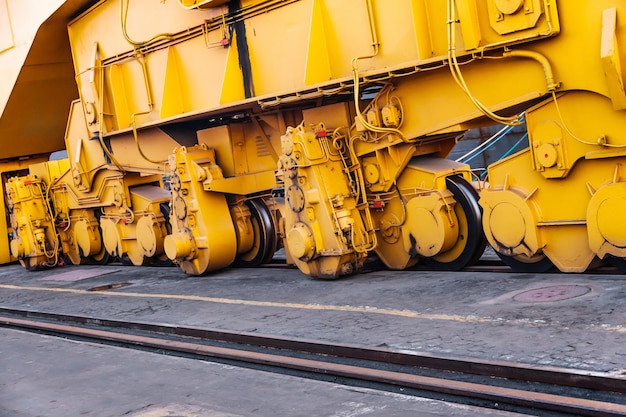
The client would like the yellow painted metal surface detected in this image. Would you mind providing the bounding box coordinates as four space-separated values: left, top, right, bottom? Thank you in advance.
482 88 626 272
278 122 373 278
601 7 626 110
164 145 238 275
63 0 563 140
6 175 59 269
0 156 48 264
2 0 626 277
0 0 99 159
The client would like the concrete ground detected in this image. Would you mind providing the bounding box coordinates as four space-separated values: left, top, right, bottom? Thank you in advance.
1 327 528 417
0 259 624 416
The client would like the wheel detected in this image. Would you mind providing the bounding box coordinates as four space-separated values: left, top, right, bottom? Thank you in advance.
62 253 83 266
149 253 174 267
62 253 84 266
147 202 173 266
118 254 149 266
87 249 110 265
234 199 277 267
607 256 626 274
423 175 486 270
20 256 50 271
159 202 172 234
496 252 555 273
86 209 110 265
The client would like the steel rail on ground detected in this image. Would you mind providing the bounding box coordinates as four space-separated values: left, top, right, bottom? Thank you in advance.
1 309 625 416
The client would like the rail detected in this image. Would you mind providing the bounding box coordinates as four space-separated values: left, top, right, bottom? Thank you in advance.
1 308 625 416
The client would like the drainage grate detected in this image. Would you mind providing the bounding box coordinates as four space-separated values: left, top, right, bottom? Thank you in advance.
513 285 591 303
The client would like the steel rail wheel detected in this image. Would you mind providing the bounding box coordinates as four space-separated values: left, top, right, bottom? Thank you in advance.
87 248 110 265
61 242 83 266
148 202 173 266
19 256 49 271
496 252 555 273
423 176 486 270
234 198 277 267
606 256 626 274
84 209 109 265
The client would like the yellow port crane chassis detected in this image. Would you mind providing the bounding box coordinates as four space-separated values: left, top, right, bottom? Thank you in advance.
2 0 626 277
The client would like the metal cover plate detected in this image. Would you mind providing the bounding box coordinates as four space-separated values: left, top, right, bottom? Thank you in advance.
513 285 591 303
38 269 120 282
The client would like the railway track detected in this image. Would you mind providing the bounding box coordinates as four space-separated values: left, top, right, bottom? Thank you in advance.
264 258 622 275
263 247 624 275
1 308 625 416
